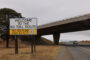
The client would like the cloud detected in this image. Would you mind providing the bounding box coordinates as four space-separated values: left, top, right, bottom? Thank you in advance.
0 0 90 41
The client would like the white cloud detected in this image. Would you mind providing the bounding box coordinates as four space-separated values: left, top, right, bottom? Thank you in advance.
0 0 90 41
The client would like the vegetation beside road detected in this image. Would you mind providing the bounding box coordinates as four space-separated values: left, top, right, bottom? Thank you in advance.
0 45 60 60
0 39 60 60
80 41 90 44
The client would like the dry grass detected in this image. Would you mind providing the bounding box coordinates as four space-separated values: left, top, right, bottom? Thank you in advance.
0 40 61 60
0 46 60 60
80 41 90 44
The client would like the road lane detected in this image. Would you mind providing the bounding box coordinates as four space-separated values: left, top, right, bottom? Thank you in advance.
67 46 90 60
81 46 90 50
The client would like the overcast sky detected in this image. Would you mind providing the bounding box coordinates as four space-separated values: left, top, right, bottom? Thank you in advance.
0 0 90 42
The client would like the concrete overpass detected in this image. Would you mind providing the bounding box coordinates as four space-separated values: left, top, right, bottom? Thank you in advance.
37 14 90 45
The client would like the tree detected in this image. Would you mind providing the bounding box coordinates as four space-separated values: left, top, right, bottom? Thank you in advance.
0 8 22 48
0 8 22 23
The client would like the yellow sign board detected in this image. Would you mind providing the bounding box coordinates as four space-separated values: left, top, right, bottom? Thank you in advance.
10 29 37 35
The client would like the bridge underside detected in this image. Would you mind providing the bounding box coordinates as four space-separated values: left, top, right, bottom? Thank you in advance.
38 19 90 35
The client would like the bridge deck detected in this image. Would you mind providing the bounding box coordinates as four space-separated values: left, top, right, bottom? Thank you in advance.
38 14 90 35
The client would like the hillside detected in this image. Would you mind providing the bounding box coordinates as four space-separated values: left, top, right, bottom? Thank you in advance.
38 37 54 45
22 37 54 45
0 36 54 48
80 41 90 44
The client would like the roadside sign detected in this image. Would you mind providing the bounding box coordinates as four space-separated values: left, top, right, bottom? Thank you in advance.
10 18 37 35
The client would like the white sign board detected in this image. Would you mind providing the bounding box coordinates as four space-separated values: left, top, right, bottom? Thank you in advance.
10 18 37 35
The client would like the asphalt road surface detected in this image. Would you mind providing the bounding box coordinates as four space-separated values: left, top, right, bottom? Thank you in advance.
67 46 90 60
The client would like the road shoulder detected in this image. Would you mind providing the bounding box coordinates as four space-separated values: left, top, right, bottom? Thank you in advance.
56 46 72 60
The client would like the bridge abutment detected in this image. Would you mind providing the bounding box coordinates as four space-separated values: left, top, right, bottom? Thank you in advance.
53 33 60 45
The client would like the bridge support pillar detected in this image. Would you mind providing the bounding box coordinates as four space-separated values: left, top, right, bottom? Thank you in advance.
53 33 60 45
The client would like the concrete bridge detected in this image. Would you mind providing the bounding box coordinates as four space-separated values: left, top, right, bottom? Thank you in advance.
37 14 90 45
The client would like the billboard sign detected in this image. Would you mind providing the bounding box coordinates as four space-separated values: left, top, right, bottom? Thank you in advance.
10 18 37 35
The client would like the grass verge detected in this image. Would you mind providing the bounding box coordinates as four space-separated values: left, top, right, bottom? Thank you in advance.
0 45 61 60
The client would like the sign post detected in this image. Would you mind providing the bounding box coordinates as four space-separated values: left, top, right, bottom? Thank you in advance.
15 35 18 54
10 18 37 54
33 36 36 52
